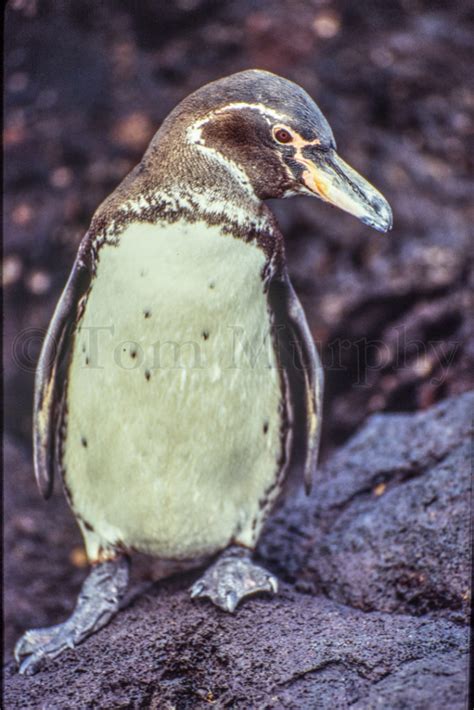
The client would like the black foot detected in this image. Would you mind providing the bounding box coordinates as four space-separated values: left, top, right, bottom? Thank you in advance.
190 546 278 613
15 556 129 675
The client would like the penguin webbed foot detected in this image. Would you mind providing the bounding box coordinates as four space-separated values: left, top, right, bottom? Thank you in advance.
15 555 130 675
189 545 278 613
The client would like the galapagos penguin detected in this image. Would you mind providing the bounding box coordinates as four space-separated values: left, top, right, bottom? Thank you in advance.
15 69 392 674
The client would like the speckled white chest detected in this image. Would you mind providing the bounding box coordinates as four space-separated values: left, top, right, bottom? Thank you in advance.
63 219 285 561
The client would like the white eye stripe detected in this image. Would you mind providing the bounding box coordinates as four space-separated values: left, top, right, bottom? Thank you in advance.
185 103 292 201
186 102 291 145
213 102 290 123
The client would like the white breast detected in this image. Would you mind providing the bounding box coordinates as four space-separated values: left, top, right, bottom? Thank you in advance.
63 219 285 562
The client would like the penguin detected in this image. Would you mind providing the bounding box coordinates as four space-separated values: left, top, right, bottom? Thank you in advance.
15 69 392 674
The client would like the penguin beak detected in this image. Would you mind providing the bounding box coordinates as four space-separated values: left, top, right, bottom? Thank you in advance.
297 148 393 232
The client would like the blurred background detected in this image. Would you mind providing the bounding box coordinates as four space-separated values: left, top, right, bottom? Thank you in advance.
4 0 473 655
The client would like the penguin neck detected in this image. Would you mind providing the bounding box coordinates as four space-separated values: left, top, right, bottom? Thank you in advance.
157 183 270 235
89 138 277 253
142 137 272 234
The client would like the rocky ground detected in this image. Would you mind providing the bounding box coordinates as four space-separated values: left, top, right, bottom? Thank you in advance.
4 1 473 708
4 394 472 707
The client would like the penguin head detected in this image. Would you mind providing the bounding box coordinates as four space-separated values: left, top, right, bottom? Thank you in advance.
158 69 392 232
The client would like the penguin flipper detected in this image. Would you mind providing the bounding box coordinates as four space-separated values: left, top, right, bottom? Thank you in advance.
33 237 92 499
270 271 324 495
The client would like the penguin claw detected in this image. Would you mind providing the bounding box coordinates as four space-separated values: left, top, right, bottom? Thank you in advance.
189 546 279 614
14 557 129 674
15 628 53 665
267 575 279 594
225 590 238 613
14 625 73 675
14 638 25 664
19 654 44 676
189 581 205 598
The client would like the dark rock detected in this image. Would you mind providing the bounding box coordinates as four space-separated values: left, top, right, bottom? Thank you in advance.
3 438 85 657
260 392 473 625
3 588 468 710
4 394 471 708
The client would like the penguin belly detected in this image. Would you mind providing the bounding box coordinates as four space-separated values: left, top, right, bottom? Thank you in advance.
62 220 285 562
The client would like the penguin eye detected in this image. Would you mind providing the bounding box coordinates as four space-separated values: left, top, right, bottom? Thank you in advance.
273 127 293 144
